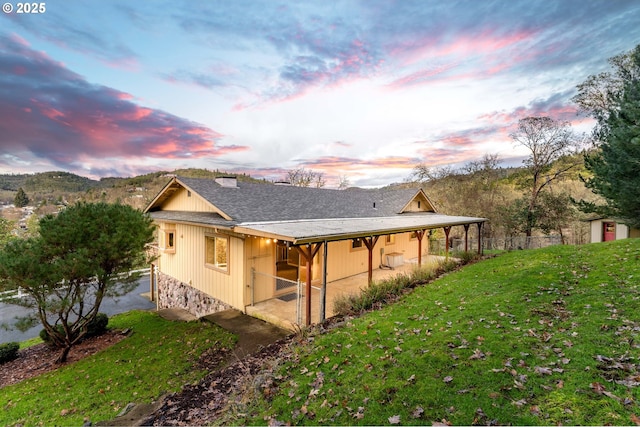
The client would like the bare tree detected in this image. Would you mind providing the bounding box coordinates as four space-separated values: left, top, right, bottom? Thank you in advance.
510 116 578 238
286 168 326 188
337 174 351 190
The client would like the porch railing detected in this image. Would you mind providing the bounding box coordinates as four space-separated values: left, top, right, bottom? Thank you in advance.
251 268 303 325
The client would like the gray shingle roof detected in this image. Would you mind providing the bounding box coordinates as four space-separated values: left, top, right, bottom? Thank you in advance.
173 176 425 222
146 176 487 243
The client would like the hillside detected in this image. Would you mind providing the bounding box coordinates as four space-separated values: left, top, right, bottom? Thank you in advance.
0 169 266 211
235 239 640 426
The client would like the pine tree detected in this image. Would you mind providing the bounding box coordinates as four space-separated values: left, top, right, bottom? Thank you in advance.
13 187 29 208
584 75 640 228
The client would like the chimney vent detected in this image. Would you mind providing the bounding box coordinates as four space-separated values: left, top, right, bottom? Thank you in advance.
215 176 237 188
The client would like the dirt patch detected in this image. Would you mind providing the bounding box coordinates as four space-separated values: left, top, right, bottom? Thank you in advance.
0 329 128 389
139 337 294 426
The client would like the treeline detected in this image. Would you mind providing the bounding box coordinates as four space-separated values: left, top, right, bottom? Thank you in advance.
402 152 598 246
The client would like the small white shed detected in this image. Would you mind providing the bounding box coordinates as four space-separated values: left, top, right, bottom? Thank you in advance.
589 218 640 243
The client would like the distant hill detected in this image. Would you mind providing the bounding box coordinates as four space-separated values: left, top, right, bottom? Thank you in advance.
0 169 267 210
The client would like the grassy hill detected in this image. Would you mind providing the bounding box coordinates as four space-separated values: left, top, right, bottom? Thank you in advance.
240 239 640 425
0 240 638 425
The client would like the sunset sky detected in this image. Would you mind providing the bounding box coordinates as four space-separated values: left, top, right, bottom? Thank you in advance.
1 1 639 187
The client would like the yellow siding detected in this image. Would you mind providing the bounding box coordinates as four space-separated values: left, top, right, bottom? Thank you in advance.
162 187 217 212
245 237 276 303
156 221 246 310
324 232 426 283
403 193 435 213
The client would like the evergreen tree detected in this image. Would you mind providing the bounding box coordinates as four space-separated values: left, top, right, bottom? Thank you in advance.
0 202 155 363
14 187 29 207
583 73 640 228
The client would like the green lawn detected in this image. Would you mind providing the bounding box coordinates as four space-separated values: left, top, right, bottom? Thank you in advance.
242 239 640 425
0 310 236 426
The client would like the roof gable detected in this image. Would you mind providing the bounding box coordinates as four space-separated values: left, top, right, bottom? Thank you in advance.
145 177 232 220
399 189 437 213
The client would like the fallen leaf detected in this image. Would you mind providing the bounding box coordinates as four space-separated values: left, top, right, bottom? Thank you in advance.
630 414 640 426
590 382 606 394
603 391 622 402
534 366 553 375
412 406 425 419
443 376 453 383
513 399 527 407
389 414 401 424
469 348 485 360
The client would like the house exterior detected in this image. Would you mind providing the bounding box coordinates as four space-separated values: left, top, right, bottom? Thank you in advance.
144 176 486 326
589 217 640 243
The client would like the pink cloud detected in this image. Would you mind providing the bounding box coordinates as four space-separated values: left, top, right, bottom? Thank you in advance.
0 33 246 174
387 28 539 88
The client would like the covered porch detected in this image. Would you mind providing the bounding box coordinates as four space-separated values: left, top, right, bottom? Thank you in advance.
245 255 445 330
238 214 485 328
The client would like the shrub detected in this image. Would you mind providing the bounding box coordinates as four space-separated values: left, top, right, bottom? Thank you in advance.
39 313 109 348
331 258 468 317
39 325 69 348
86 313 109 337
0 342 19 364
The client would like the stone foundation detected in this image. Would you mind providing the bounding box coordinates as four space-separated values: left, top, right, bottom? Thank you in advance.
157 272 231 318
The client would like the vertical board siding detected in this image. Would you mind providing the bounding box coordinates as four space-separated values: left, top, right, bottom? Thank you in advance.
245 237 276 303
324 232 425 283
157 222 245 310
162 187 217 212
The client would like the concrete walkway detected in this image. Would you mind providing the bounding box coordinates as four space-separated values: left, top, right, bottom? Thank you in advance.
157 308 290 360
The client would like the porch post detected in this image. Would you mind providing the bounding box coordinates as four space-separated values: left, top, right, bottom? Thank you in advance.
463 224 470 252
320 241 328 323
362 236 380 285
443 226 452 260
414 230 425 267
297 242 323 326
476 222 483 255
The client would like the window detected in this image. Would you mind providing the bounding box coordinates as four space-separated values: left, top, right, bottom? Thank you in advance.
205 235 229 272
385 234 395 245
162 224 176 253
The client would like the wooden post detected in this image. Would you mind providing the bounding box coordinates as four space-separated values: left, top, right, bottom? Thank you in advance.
463 224 470 252
297 243 323 326
414 230 425 267
476 222 483 255
320 241 328 323
150 264 155 302
443 226 452 260
362 236 380 285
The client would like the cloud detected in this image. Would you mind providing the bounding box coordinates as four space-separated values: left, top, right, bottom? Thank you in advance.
2 8 138 68
297 155 420 172
171 2 384 104
479 91 583 126
0 33 244 174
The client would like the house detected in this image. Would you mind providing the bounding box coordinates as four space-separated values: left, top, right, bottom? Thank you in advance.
588 217 640 243
144 176 486 326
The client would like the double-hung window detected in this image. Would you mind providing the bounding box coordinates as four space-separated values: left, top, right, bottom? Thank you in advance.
205 235 229 272
162 224 176 253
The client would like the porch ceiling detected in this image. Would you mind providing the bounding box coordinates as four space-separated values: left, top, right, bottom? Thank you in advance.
234 213 486 245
